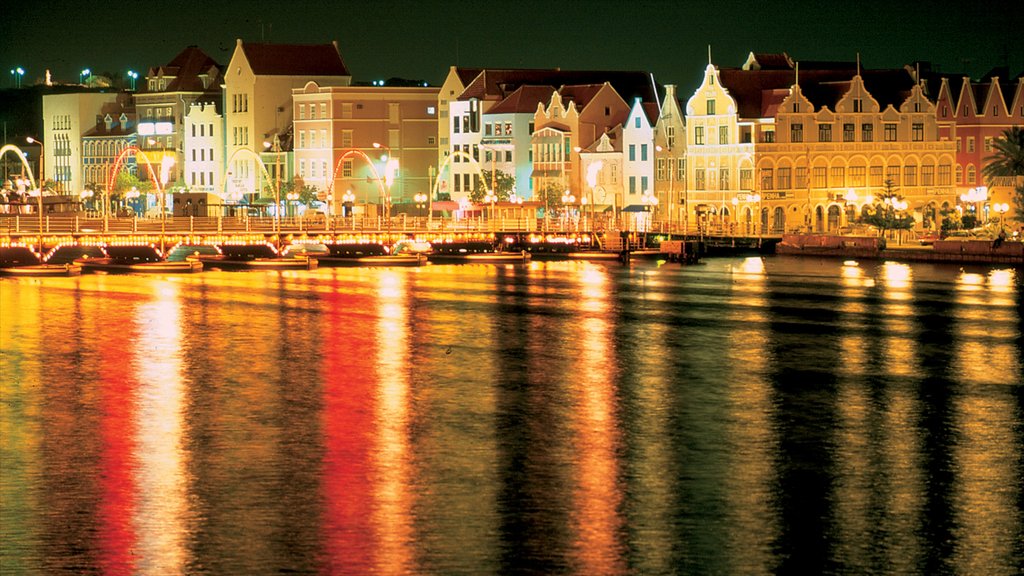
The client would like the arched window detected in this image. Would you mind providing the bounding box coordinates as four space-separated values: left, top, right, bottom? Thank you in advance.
955 164 963 184
966 164 976 185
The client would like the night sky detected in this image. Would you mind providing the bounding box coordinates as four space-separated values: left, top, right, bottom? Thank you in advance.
6 0 1023 93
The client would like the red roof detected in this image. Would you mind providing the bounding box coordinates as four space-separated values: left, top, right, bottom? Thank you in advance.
241 41 350 77
486 85 557 115
145 46 222 93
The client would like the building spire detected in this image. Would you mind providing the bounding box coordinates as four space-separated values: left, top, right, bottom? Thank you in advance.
708 44 712 65
795 61 799 87
856 52 861 76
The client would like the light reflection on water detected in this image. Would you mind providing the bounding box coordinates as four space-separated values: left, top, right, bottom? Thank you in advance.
1 256 1022 574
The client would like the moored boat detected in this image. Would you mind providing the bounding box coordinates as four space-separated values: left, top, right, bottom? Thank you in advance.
195 243 317 270
313 243 425 267
75 245 203 274
0 246 82 276
426 241 530 264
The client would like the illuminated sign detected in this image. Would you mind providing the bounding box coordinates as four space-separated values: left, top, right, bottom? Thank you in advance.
155 122 173 135
138 123 155 135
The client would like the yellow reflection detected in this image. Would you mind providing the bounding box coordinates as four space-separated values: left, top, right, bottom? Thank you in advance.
987 269 1014 293
880 262 918 376
132 281 188 574
953 394 1021 572
724 255 776 570
570 266 624 574
373 271 414 575
953 268 1022 384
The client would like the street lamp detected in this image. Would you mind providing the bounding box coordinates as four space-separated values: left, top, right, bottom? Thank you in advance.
414 192 428 219
25 136 45 250
127 70 138 91
80 68 91 85
286 191 300 218
993 202 1009 231
561 190 576 231
373 142 398 228
343 189 355 226
484 189 498 231
11 67 25 89
264 136 283 232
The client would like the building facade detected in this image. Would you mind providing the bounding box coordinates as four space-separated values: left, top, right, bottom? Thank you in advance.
224 39 351 199
81 111 136 192
41 91 123 195
183 101 225 196
292 82 439 214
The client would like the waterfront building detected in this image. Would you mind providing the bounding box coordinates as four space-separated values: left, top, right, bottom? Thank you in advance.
437 66 483 192
135 46 223 188
223 39 351 199
621 96 658 220
41 91 123 196
81 107 136 194
445 69 660 204
933 71 1024 223
480 85 554 201
686 52 956 234
183 101 225 197
291 83 439 214
653 85 687 228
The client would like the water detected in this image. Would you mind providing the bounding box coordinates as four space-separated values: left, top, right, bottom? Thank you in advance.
1 256 1022 575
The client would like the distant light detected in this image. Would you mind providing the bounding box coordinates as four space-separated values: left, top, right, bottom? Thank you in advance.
16 67 25 75
82 68 90 76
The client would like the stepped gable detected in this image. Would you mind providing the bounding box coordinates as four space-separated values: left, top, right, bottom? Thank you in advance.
241 41 350 76
146 46 222 93
485 85 561 115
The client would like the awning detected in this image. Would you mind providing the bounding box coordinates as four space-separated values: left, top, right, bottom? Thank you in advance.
530 169 563 178
622 204 652 213
431 200 460 211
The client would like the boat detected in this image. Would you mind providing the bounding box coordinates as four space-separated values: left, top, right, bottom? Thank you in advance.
0 246 82 277
165 244 223 262
426 241 530 264
75 245 203 274
312 243 425 267
194 243 318 270
45 245 107 265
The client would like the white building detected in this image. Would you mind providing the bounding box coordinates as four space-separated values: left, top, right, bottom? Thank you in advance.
41 91 123 195
621 97 657 207
183 101 224 195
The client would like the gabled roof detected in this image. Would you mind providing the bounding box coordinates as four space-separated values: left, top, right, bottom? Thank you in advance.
458 68 660 105
641 102 660 125
240 41 350 76
452 67 484 86
485 85 558 115
145 46 222 93
558 84 605 109
744 52 794 70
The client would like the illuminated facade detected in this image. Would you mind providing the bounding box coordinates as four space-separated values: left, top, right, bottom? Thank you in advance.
437 66 483 193
183 101 224 195
41 91 123 194
81 111 136 190
622 97 657 208
224 39 351 198
292 82 439 211
480 85 554 200
934 73 1024 222
653 85 687 226
135 46 223 187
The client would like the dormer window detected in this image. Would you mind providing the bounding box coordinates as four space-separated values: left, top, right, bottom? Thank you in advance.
707 99 716 115
854 99 863 113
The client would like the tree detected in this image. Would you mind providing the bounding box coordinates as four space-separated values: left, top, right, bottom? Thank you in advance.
858 179 914 237
469 169 515 203
535 183 565 216
112 170 153 194
982 127 1024 224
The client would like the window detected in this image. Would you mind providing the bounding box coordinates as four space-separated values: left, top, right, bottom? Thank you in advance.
453 116 460 133
791 123 803 142
695 126 705 145
843 123 855 142
984 137 992 152
320 103 327 118
870 165 883 187
640 144 647 162
310 131 316 148
719 168 729 190
310 161 317 179
884 123 897 142
862 123 873 142
695 169 706 190
192 149 196 161
299 159 306 177
905 165 917 186
462 116 470 133
342 130 352 148
955 164 963 184
922 165 934 186
813 167 827 188
629 144 636 161
641 176 649 193
760 168 773 190
342 159 353 177
967 137 975 153
853 99 863 113
778 167 791 189
505 151 512 162
677 158 685 181
629 176 636 194
818 124 832 142
942 105 948 118
310 104 316 120
957 137 962 152
299 130 306 149
191 124 196 137
635 117 641 128
453 175 461 192
966 164 976 184
886 166 900 185
666 126 675 149
428 137 436 145
485 123 492 136
795 167 807 189
707 99 716 115
320 130 326 147
719 125 728 145
741 169 753 189
850 166 866 187
657 158 666 180
485 150 492 163
937 165 950 186
830 167 845 187
342 103 353 119
912 123 924 142
604 107 610 116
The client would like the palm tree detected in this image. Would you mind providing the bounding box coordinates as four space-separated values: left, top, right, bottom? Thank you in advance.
983 127 1024 223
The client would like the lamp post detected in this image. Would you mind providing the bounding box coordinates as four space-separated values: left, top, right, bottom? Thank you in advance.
127 70 138 91
286 191 299 218
484 189 498 231
373 142 398 231
11 67 25 89
993 202 1009 232
80 68 91 85
343 189 355 227
561 190 576 231
263 136 283 234
414 192 428 221
960 186 988 225
25 136 45 252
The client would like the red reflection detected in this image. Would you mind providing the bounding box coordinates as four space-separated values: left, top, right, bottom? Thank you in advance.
96 299 140 576
319 286 380 574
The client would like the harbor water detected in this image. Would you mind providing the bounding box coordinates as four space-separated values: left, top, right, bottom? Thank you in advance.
1 256 1022 574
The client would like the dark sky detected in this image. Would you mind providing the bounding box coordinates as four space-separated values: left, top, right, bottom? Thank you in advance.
6 0 1023 94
